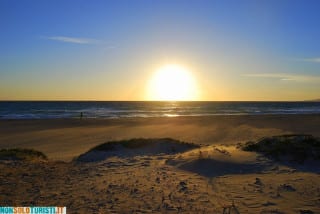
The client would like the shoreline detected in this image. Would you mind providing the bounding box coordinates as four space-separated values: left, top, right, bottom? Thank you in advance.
1 113 320 123
2 101 320 120
1 112 320 121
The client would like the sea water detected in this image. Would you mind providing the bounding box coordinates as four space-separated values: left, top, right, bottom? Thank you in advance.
0 101 319 119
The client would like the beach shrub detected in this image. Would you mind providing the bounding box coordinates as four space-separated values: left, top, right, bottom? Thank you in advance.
76 138 200 162
120 138 155 149
89 142 116 151
0 148 48 161
89 138 199 152
242 134 320 163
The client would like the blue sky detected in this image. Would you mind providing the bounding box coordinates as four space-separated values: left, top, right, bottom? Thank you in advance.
1 0 320 100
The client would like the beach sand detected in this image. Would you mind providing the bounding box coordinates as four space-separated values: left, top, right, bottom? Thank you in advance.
0 115 320 213
1 114 320 161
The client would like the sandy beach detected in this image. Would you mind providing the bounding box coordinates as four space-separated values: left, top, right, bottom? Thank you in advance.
1 114 320 161
0 115 320 213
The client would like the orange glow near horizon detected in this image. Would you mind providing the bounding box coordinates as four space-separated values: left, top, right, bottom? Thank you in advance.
146 64 198 101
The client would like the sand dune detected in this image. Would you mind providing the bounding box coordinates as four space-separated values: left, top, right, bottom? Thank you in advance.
76 138 199 162
167 145 273 177
1 143 319 213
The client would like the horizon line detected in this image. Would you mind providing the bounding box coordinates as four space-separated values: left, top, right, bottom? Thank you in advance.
0 99 319 102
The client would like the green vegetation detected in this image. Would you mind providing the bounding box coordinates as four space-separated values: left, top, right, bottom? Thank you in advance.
76 138 199 162
242 134 320 163
89 138 199 152
0 148 48 161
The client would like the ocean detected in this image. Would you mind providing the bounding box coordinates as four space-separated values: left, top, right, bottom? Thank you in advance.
0 101 320 119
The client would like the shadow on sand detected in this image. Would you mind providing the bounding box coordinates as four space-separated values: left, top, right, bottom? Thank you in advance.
167 158 271 177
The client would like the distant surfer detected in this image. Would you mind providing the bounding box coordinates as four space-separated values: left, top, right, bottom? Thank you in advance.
80 112 83 119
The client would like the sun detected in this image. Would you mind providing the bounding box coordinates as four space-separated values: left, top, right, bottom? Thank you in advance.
147 64 198 101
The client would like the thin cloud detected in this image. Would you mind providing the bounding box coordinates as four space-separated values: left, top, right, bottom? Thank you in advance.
303 58 320 63
294 57 320 63
243 73 320 82
44 36 100 44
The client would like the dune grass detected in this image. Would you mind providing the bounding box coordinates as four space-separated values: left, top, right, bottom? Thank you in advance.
242 134 320 163
76 138 200 162
89 138 199 152
0 148 48 161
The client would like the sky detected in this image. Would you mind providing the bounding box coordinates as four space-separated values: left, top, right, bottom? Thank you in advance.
0 0 320 101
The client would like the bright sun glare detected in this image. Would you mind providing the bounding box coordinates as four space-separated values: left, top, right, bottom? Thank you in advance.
147 64 198 101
